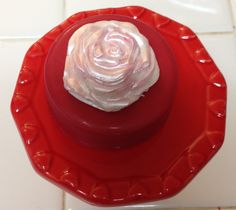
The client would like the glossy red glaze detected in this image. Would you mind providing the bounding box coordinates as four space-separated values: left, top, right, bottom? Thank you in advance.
11 6 227 206
45 14 177 148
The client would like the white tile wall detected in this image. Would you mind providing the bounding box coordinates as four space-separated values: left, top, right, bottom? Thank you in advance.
0 1 236 209
65 0 234 33
0 40 63 210
0 0 64 38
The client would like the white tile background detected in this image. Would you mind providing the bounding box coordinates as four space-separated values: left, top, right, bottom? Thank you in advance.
0 0 64 38
0 0 236 210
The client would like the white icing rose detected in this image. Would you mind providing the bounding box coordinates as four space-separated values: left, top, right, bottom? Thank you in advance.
63 21 159 112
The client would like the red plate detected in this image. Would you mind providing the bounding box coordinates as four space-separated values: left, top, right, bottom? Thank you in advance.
11 6 226 206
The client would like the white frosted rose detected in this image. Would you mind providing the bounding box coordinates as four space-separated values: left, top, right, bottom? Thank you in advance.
63 21 159 112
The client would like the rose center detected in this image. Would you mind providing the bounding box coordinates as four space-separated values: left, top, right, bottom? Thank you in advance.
107 43 122 57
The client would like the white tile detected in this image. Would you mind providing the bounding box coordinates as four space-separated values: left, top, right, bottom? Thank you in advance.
65 35 236 209
65 0 233 33
65 193 172 210
0 0 64 38
65 194 123 210
0 40 63 210
66 192 220 210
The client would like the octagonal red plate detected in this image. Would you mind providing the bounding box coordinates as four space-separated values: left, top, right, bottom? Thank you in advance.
11 6 226 206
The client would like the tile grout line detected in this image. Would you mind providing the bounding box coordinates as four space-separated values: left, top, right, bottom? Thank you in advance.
62 0 67 19
0 37 39 41
229 0 236 34
196 31 235 36
62 191 66 210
